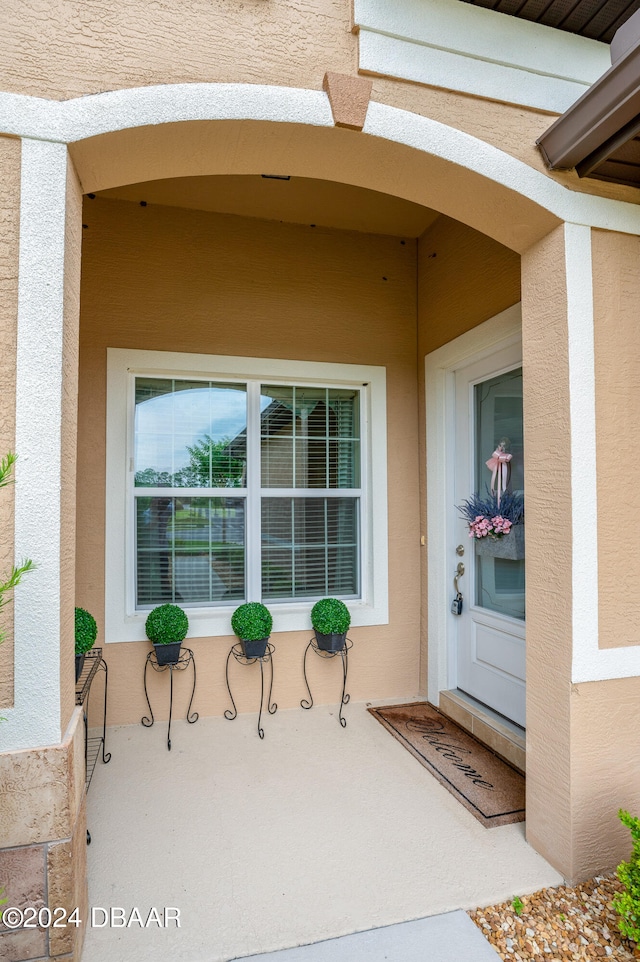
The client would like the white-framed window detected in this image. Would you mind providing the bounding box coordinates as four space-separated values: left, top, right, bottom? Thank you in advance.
105 349 389 642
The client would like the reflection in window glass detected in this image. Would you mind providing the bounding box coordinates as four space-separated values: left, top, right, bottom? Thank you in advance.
136 497 245 606
134 379 247 488
260 386 360 489
132 376 362 609
474 368 525 621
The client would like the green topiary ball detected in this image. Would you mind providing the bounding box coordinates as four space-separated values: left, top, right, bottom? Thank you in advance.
311 598 351 635
231 602 273 641
75 607 98 655
145 604 189 646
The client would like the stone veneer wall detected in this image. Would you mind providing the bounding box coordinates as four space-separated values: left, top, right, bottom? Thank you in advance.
0 708 87 961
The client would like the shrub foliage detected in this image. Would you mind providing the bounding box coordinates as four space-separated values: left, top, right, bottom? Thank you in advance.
311 598 350 635
613 809 640 944
0 453 34 647
145 604 189 646
231 602 272 641
74 607 98 655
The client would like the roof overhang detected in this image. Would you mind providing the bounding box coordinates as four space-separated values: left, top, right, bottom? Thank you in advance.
537 8 640 186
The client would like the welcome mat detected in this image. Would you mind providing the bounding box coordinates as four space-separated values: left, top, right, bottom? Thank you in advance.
368 702 525 828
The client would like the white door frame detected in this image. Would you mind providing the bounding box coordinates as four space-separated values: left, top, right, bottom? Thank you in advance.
425 303 522 707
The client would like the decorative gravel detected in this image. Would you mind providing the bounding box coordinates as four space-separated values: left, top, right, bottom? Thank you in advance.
469 874 640 960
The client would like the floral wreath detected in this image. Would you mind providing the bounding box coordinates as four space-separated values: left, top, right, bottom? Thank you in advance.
457 439 524 540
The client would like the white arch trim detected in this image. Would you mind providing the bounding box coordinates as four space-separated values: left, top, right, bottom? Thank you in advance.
0 83 639 236
2 139 69 751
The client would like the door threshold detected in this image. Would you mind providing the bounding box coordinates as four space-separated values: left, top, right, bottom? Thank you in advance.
438 689 525 774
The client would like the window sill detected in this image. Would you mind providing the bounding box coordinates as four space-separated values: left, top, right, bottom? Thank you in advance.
106 598 388 644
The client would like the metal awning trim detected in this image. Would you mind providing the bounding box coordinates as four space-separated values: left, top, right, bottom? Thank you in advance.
537 40 640 170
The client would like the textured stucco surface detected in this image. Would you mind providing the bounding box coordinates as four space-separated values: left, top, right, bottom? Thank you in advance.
417 217 521 358
323 71 372 129
0 136 21 709
367 82 640 207
10 139 76 753
0 0 356 101
521 225 573 877
571 676 640 877
0 743 70 847
78 197 420 726
592 229 640 650
0 707 84 848
59 157 83 735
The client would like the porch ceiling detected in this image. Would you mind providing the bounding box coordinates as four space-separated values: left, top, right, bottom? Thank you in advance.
459 0 640 43
81 702 561 962
95 175 441 238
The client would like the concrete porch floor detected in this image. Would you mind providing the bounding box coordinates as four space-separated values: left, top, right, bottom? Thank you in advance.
82 701 563 962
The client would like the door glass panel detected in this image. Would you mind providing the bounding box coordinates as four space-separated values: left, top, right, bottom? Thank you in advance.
474 368 525 620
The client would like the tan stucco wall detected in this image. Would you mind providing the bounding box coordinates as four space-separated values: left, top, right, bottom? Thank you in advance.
0 0 355 101
370 78 640 206
416 216 522 694
417 216 521 358
0 136 21 710
592 228 640 649
521 224 574 876
78 196 421 726
571 676 640 878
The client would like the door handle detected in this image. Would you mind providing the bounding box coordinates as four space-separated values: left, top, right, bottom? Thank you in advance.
453 562 464 595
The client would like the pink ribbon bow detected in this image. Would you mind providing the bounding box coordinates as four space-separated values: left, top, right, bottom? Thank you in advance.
486 449 512 505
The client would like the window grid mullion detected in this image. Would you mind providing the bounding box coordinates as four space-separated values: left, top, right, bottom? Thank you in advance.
325 387 329 489
359 385 367 599
256 488 361 498
324 496 328 595
246 381 262 602
170 498 176 604
208 496 213 603
291 498 296 601
292 384 296 489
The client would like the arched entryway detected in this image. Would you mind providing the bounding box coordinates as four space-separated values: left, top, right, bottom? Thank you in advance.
5 86 640 942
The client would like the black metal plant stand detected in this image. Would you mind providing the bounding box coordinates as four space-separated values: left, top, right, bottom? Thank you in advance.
301 636 353 728
225 642 277 739
141 647 198 751
75 647 111 844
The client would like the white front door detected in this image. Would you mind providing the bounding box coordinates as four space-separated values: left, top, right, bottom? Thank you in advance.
453 343 525 727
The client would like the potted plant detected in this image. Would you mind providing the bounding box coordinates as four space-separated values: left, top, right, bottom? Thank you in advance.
145 603 189 666
75 606 97 681
456 488 525 560
311 598 350 652
231 602 272 658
